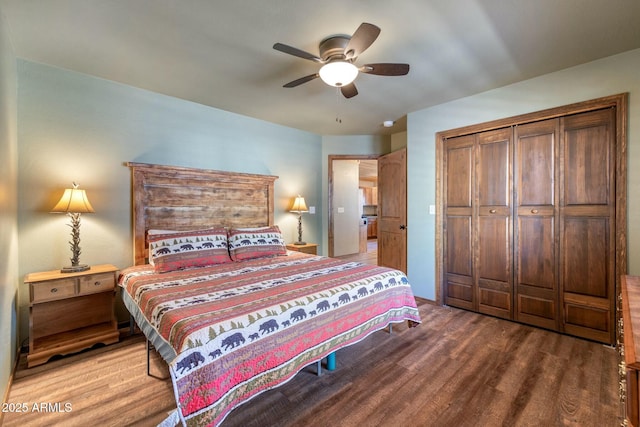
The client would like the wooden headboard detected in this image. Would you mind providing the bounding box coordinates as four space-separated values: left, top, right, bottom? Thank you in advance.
127 162 278 265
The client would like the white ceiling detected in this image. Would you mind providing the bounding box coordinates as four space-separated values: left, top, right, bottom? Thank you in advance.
2 0 640 135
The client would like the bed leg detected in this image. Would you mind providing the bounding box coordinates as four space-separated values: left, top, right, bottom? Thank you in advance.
327 352 336 371
389 323 393 334
145 339 170 380
130 314 135 336
147 339 151 377
316 352 337 376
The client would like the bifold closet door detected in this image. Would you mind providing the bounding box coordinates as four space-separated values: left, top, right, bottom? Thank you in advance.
476 128 512 319
514 119 560 331
444 134 475 310
444 128 513 318
560 108 616 344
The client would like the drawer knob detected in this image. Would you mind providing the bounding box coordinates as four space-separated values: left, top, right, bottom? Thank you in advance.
50 288 58 293
531 209 539 214
489 209 496 214
94 281 101 286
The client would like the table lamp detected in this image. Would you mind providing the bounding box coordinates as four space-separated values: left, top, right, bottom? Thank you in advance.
290 195 308 245
51 182 95 273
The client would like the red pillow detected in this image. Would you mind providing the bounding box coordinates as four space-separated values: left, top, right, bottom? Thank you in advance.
148 228 231 273
227 226 287 261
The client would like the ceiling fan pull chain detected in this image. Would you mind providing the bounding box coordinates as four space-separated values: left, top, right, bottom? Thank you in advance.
335 88 342 124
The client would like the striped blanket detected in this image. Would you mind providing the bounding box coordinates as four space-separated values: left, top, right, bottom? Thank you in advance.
119 251 421 426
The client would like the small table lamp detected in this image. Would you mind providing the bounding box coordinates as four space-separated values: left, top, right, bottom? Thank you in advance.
51 182 95 273
290 195 308 245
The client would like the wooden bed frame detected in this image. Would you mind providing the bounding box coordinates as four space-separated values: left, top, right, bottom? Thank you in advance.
126 162 342 376
127 162 278 266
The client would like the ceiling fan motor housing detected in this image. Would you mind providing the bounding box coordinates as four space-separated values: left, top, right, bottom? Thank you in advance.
319 35 351 62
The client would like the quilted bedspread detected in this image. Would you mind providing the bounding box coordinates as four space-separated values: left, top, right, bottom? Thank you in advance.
119 251 421 426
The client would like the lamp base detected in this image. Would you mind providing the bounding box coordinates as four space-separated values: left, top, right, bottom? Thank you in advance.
293 241 307 246
61 264 90 273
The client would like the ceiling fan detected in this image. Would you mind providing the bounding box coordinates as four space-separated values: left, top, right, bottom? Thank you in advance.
273 22 410 99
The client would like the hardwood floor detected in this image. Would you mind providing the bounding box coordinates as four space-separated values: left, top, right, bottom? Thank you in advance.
3 298 621 427
334 239 378 265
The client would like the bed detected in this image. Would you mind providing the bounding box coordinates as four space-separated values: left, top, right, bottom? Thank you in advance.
119 162 421 426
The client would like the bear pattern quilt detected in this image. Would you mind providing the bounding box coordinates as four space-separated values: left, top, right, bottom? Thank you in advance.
119 251 421 426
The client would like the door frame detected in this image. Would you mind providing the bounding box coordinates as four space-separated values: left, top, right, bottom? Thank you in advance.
328 154 379 258
435 93 628 306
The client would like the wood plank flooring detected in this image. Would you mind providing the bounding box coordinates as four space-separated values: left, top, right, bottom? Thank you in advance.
334 239 378 265
3 298 622 427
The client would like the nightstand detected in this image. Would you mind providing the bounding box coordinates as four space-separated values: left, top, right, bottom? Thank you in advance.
25 264 120 367
286 243 318 255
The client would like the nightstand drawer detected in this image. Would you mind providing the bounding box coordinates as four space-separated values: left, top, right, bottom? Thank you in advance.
79 272 115 295
286 243 318 255
32 278 76 303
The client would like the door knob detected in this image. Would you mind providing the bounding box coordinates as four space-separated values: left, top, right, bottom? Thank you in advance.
400 225 406 230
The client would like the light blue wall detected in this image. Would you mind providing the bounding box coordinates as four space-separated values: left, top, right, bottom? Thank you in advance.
407 48 640 300
0 6 19 401
16 60 323 339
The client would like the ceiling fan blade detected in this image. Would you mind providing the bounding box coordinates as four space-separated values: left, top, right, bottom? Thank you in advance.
283 73 319 88
341 83 358 99
273 43 323 63
361 63 410 76
344 23 380 59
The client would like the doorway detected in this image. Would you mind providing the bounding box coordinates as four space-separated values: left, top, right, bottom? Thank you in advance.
328 150 408 273
328 155 379 264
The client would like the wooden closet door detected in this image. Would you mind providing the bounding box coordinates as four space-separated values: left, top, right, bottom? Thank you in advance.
560 108 616 344
476 128 512 319
514 119 560 331
444 135 475 310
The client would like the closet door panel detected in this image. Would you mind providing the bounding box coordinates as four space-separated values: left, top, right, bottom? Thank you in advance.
477 138 509 206
518 133 555 206
514 119 559 330
445 216 473 307
476 128 512 319
477 216 511 317
562 217 611 338
565 120 611 206
446 137 473 208
563 217 608 297
560 109 615 343
444 135 475 310
515 215 557 328
517 216 555 289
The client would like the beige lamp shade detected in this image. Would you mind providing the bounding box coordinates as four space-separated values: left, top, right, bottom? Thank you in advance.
290 196 308 213
51 186 95 214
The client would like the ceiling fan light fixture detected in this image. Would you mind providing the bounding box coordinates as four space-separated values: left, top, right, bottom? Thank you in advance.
319 61 358 87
